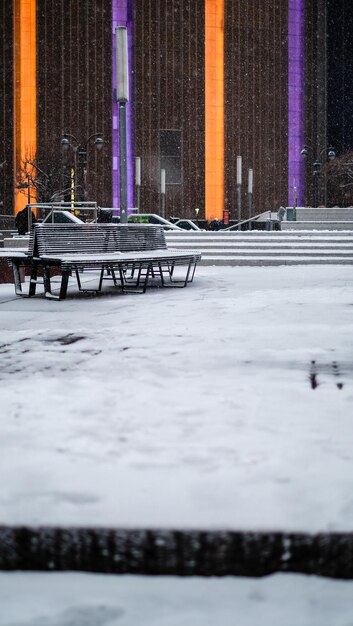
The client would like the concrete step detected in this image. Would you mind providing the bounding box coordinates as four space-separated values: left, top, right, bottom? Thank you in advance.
200 256 353 266
166 230 353 239
165 231 353 266
0 230 17 246
294 207 353 221
282 207 353 230
282 221 353 231
197 250 353 257
166 240 353 249
3 236 30 248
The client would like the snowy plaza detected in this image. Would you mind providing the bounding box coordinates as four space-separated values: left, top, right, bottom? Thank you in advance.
1 264 353 623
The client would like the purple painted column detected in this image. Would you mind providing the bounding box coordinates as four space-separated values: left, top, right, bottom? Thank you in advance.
288 0 305 206
112 0 134 212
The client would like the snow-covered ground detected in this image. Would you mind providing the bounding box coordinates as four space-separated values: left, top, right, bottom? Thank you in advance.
1 265 353 532
1 571 353 626
1 265 353 621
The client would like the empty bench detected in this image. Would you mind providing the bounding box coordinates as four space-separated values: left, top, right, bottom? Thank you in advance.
8 223 201 299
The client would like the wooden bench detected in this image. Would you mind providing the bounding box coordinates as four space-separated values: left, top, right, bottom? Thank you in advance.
8 223 201 300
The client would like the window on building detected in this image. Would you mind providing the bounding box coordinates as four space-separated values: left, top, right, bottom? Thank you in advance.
160 130 182 184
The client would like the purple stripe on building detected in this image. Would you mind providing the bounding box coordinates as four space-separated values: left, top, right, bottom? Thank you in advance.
288 0 305 206
112 0 134 212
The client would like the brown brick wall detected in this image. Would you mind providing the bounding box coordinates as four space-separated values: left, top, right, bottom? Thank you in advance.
36 0 113 207
304 0 328 206
133 0 205 218
224 0 288 217
0 3 14 216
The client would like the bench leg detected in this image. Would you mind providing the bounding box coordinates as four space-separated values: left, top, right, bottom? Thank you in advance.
42 265 66 300
98 267 105 291
12 260 39 297
43 266 53 298
156 262 166 286
118 265 126 290
98 265 119 291
159 260 193 288
59 271 70 300
75 268 100 293
75 268 82 290
142 262 152 293
188 259 198 283
124 263 144 290
28 262 39 296
11 261 23 296
119 262 151 294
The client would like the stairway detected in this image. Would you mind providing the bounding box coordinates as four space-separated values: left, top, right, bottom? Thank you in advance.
165 230 353 266
282 207 353 231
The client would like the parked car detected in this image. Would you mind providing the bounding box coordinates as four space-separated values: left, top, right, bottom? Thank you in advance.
112 213 183 230
174 219 205 231
42 210 84 224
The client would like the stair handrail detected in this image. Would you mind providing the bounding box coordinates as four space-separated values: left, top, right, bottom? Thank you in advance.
224 210 272 231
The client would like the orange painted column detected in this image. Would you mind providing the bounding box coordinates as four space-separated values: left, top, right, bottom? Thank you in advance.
205 0 224 221
14 0 37 214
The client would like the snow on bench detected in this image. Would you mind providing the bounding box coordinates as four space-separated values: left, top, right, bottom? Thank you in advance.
7 223 201 299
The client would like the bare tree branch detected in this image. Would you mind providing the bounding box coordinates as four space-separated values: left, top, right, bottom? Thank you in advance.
16 150 74 203
324 151 353 206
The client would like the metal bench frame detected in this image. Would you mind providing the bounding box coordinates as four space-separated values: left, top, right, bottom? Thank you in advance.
8 223 201 300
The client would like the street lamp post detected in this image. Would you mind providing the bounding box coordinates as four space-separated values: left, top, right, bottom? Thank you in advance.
160 169 166 219
135 157 141 211
61 133 104 202
247 168 253 231
116 26 129 225
301 145 336 207
236 156 242 227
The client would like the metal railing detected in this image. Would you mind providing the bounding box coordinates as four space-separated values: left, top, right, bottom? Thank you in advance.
224 210 279 231
24 201 99 232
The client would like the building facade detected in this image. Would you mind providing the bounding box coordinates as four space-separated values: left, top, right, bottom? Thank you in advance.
1 0 352 221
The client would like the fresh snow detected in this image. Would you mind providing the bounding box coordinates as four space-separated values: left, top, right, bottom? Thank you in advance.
0 265 353 532
1 572 353 626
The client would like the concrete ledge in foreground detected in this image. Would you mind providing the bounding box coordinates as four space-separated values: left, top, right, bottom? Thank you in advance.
1 526 353 579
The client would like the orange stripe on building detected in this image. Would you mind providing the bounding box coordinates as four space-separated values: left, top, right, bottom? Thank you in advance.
14 0 37 214
205 0 224 221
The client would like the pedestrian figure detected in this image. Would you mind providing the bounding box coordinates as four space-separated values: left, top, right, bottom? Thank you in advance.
97 208 113 223
208 217 221 231
15 207 37 236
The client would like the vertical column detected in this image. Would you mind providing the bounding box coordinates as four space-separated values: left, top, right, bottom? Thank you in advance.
205 0 224 221
14 0 36 213
288 0 304 206
112 0 134 212
316 0 327 206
